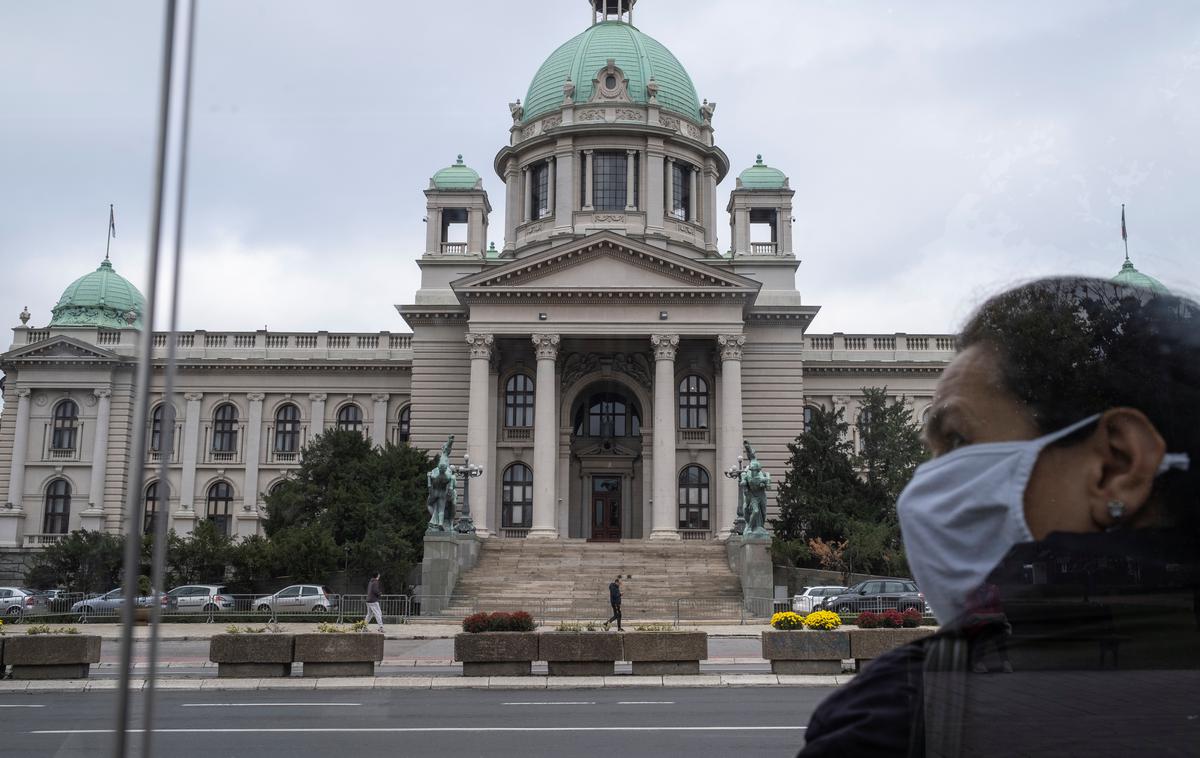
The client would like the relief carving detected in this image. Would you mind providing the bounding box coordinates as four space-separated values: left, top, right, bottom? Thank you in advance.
560 352 601 391
659 115 680 131
576 108 606 122
614 108 644 121
594 214 625 223
613 352 654 388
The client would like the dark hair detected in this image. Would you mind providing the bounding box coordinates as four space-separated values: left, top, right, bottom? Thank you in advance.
960 276 1200 536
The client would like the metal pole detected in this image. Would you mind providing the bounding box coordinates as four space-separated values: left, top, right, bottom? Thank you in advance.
113 2 177 755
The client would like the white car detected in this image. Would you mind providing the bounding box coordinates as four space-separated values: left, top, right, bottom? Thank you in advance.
792 585 848 613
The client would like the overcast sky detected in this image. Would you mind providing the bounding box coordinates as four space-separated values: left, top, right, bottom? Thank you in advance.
1 0 1197 339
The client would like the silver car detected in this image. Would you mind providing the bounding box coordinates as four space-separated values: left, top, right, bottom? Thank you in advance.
252 584 338 614
166 584 235 615
792 585 848 613
70 588 177 618
0 587 49 619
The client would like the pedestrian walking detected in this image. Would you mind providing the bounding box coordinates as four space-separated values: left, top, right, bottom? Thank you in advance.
604 576 622 631
365 572 384 633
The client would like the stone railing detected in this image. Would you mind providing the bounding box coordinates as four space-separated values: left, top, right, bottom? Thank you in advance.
678 428 710 445
804 333 957 362
678 528 711 541
748 242 778 255
503 427 533 442
501 527 530 539
23 533 67 548
440 242 468 255
10 327 413 359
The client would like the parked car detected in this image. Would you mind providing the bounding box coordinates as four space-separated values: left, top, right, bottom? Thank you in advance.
70 588 178 618
252 585 338 614
819 579 927 614
0 587 49 619
792 585 848 613
166 585 235 615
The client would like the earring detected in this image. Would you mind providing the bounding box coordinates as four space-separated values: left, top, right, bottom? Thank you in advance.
1107 500 1126 522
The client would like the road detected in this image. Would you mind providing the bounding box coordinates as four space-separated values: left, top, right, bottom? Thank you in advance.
2 686 828 757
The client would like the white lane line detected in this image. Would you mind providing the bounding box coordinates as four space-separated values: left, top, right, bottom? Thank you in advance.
181 703 360 708
0 704 45 708
502 701 596 706
33 726 807 734
617 701 675 705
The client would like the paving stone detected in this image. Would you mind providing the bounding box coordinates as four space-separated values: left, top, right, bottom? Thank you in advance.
431 677 490 689
776 675 840 686
547 676 605 689
373 677 434 689
721 674 779 686
602 675 663 687
662 675 722 687
200 678 261 690
487 676 549 689
257 678 317 689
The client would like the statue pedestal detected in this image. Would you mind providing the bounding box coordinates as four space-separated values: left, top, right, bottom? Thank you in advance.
419 532 481 616
728 533 773 617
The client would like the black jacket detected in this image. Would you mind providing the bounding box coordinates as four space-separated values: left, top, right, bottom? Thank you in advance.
366 578 382 603
609 582 621 605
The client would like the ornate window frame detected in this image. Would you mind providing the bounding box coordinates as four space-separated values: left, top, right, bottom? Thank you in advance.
501 463 534 529
677 465 710 529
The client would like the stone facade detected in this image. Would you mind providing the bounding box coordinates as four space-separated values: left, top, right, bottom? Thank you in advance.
0 8 954 569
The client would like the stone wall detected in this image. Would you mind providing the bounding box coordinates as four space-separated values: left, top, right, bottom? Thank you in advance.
0 547 36 583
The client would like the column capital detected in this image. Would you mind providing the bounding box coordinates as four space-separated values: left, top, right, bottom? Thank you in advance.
531 333 560 361
583 148 594 155
15 387 31 399
246 392 266 403
372 393 390 403
465 332 495 360
650 334 679 361
184 392 204 402
717 334 745 361
93 388 112 399
309 393 328 402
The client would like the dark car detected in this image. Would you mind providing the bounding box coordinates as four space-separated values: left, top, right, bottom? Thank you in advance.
819 579 927 615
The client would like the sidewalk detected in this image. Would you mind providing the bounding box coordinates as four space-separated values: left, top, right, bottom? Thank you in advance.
65 622 773 642
0 673 851 692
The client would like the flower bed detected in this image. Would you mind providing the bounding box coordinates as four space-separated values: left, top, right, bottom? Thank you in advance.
761 629 850 674
209 630 294 678
293 630 384 677
849 627 937 669
462 611 535 633
454 631 540 676
2 633 101 679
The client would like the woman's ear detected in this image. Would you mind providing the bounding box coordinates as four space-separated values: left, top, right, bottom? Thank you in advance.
1087 408 1166 528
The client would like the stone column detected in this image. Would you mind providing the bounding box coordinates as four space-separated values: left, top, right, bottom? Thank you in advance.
371 393 390 448
529 333 560 538
178 393 203 512
625 149 637 210
309 393 327 438
546 157 556 216
244 393 264 511
4 388 32 509
554 142 574 234
688 166 698 222
665 157 675 218
523 166 533 222
425 208 440 254
86 388 112 511
645 146 665 233
465 333 494 536
650 334 680 540
583 150 594 210
717 335 745 538
503 159 519 253
705 163 719 252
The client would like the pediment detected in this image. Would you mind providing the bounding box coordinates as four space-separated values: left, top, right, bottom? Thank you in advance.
2 336 120 364
451 232 760 300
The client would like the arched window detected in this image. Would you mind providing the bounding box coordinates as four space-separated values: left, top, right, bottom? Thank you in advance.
43 479 71 534
150 404 169 454
212 404 239 453
502 464 533 529
144 481 166 535
504 374 535 428
574 393 640 438
274 404 301 453
803 405 820 431
397 406 411 444
206 481 233 537
51 400 79 451
336 403 363 432
677 375 709 429
920 405 932 427
677 465 710 530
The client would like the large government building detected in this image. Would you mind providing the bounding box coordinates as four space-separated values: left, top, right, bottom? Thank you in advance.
6 0 1055 571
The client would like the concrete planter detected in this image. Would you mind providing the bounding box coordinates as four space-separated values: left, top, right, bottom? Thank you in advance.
2 634 101 679
293 633 384 677
761 630 850 674
622 631 708 675
454 632 539 677
539 632 623 676
209 634 295 678
850 627 937 669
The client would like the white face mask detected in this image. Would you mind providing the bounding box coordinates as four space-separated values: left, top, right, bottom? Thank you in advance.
898 413 1190 625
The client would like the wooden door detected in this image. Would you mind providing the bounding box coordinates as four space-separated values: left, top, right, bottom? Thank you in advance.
590 477 622 541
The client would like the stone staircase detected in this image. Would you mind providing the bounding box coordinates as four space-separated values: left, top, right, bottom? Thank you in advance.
439 539 748 621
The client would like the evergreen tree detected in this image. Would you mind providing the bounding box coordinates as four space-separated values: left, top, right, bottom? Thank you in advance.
772 404 862 542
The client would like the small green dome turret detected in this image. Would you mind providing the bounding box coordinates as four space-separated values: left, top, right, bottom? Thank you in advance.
737 155 788 190
1112 256 1168 294
50 258 145 329
431 155 481 190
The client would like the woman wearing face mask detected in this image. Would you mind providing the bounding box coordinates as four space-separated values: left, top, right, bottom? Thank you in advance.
799 276 1200 757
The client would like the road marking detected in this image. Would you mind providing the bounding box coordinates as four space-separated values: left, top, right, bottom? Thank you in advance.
502 701 596 706
33 726 806 735
0 704 45 708
180 703 360 708
617 701 674 705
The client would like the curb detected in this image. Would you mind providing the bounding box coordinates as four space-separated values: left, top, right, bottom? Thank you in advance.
0 673 851 692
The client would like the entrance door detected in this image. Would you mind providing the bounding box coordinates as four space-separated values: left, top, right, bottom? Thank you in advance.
590 476 622 541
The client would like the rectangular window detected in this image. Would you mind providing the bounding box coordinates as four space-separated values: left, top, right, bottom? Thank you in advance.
671 162 691 221
531 163 549 219
592 152 627 211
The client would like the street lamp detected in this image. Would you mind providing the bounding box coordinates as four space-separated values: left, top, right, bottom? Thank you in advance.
723 454 747 535
452 453 483 534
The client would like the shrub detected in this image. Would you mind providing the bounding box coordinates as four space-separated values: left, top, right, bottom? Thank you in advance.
26 625 79 635
856 611 881 629
880 609 904 628
461 611 535 633
462 613 490 633
802 610 842 631
632 623 674 631
770 611 805 630
901 608 922 628
508 611 535 632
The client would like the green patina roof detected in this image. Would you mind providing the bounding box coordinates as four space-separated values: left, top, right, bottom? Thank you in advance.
738 155 788 190
523 21 701 124
431 155 481 190
50 258 145 329
1112 257 1168 294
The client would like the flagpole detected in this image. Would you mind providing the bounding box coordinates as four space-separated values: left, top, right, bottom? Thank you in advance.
105 203 114 260
1122 203 1130 263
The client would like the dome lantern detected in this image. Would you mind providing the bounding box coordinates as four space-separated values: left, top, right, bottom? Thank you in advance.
591 0 636 25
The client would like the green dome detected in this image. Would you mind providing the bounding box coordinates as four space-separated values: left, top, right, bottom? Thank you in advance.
1112 257 1168 294
737 155 788 190
431 155 481 190
50 258 145 330
523 21 701 124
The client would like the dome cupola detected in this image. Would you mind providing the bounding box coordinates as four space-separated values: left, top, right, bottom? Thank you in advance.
737 155 789 190
431 155 482 190
50 258 145 329
1112 256 1168 294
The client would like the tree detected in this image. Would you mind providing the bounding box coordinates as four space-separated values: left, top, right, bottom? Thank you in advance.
25 530 124 593
165 520 232 586
264 429 431 593
773 404 861 542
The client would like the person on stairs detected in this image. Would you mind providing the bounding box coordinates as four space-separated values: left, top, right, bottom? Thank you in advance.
604 576 623 631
